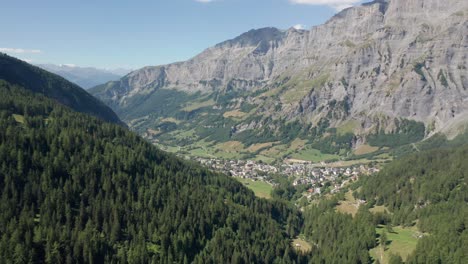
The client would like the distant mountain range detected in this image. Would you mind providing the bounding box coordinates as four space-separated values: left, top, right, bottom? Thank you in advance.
37 63 131 89
0 53 122 124
91 0 468 161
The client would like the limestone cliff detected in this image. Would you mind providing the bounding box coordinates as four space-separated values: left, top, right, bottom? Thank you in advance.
92 0 468 139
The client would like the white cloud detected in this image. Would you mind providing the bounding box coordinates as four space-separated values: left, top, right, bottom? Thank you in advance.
60 64 77 68
0 48 42 54
293 24 307 30
289 0 361 11
22 59 34 63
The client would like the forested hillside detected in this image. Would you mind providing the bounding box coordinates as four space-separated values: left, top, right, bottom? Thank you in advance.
0 53 122 124
0 82 302 263
358 145 468 263
302 200 376 263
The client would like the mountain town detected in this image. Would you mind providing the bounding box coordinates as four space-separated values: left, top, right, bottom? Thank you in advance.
196 157 380 195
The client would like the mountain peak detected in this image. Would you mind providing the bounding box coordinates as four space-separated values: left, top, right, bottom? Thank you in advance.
216 27 285 48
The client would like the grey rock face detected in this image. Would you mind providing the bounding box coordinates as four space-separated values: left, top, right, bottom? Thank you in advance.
93 0 468 136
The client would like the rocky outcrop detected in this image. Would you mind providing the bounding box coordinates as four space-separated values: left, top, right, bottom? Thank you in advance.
92 0 468 136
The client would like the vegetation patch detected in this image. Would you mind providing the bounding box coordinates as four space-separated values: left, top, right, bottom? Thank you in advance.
215 141 245 152
370 226 419 263
354 144 379 155
437 69 449 87
289 138 307 150
247 142 277 152
326 158 383 168
343 39 356 48
236 178 273 199
413 62 427 82
281 73 330 104
290 147 340 162
292 237 312 253
369 205 389 214
223 110 247 118
260 144 288 157
253 154 276 164
12 114 25 123
336 120 358 135
160 117 181 124
182 98 215 112
367 119 425 147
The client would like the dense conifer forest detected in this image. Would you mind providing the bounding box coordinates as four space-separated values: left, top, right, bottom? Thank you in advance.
302 200 376 263
358 146 468 263
0 82 302 263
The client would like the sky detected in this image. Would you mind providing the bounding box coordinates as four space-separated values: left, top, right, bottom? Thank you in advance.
0 0 366 70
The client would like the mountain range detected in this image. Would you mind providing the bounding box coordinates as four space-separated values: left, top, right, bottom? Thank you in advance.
91 0 468 162
37 64 130 89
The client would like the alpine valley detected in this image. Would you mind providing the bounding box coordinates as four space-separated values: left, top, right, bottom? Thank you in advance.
1 0 468 263
92 0 468 163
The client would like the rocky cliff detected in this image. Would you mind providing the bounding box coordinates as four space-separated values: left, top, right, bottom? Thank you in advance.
92 0 468 152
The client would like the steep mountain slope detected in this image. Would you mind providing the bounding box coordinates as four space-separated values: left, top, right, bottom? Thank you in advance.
37 64 128 89
92 0 468 160
0 54 122 124
0 83 302 263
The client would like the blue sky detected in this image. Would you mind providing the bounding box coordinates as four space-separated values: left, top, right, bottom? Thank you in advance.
1 0 365 69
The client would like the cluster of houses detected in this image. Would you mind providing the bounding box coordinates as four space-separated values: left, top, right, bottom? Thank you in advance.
195 157 380 195
196 158 278 178
291 164 380 195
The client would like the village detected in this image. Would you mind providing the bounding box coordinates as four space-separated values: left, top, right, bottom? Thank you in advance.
195 157 380 196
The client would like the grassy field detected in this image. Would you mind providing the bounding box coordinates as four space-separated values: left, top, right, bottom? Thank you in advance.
12 114 25 123
370 225 420 263
335 191 360 217
223 110 247 119
290 147 340 162
289 138 307 150
160 117 181 124
253 155 276 164
154 143 179 153
354 144 379 155
236 178 273 199
189 147 216 158
247 142 277 152
292 237 312 253
172 129 197 140
369 205 389 214
260 144 288 157
326 158 389 168
336 120 358 135
182 99 215 112
216 141 245 152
